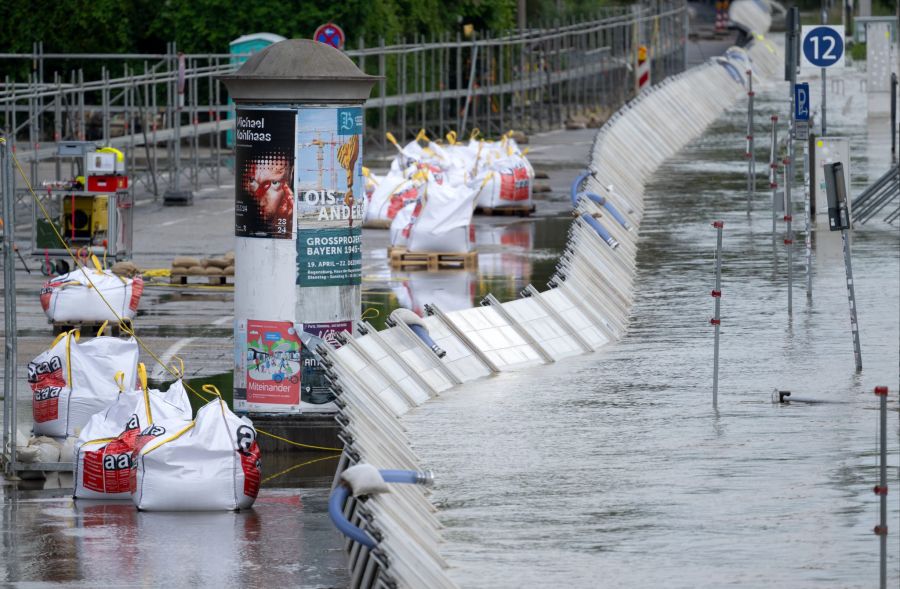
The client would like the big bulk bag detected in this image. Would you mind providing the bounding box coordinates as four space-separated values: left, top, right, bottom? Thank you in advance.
406 176 477 253
74 364 193 499
41 256 144 323
29 327 140 438
131 388 261 511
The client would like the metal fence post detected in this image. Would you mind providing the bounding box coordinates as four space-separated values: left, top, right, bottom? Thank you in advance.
1 137 18 471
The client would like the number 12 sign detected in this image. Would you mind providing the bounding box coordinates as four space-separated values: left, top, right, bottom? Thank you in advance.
801 25 845 69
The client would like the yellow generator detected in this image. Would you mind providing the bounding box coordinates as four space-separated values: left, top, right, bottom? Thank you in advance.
33 142 133 273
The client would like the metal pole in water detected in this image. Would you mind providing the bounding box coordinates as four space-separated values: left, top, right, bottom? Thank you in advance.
873 385 888 589
770 115 779 237
804 144 812 300
711 220 724 409
841 227 862 371
746 70 755 213
891 73 897 160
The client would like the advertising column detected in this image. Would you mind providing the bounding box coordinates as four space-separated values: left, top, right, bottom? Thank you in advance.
222 39 377 417
234 108 302 413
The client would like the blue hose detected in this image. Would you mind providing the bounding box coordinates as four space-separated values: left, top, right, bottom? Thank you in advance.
328 484 377 549
583 193 631 230
581 214 618 247
570 171 591 207
327 469 433 548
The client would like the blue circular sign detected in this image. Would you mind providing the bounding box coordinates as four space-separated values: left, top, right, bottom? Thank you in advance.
803 27 844 67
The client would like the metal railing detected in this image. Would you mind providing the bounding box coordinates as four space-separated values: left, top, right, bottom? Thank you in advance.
0 3 688 203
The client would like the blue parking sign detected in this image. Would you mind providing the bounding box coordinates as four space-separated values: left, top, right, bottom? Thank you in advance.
794 83 810 121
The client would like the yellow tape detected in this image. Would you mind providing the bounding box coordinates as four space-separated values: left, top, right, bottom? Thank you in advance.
260 453 341 485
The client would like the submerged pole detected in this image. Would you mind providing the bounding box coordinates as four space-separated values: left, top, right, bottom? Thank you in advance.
746 70 755 213
873 386 888 589
711 220 724 409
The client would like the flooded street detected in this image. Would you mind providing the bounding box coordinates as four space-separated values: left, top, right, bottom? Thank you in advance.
0 37 897 588
403 70 900 587
0 486 348 587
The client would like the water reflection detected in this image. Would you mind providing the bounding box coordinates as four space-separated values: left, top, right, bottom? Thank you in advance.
0 487 347 587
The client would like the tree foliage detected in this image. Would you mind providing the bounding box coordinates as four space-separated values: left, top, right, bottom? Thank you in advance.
1 0 528 56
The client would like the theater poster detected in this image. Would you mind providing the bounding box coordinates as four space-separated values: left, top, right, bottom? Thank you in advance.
235 108 295 239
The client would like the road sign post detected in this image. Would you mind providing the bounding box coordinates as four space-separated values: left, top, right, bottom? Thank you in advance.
802 25 845 136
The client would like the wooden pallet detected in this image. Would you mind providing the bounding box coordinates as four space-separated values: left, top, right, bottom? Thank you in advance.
389 247 478 271
170 272 234 286
52 318 134 337
474 204 536 217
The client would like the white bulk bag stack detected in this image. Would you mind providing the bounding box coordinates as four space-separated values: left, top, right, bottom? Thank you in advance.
132 392 261 511
405 174 477 253
29 329 140 438
41 256 144 323
74 364 193 499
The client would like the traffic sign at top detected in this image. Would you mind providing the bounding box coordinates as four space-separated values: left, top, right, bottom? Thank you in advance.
801 25 845 69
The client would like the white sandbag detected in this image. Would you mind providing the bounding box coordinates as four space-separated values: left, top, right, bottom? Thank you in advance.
41 256 144 322
389 201 417 248
407 177 477 253
29 330 139 438
74 365 193 499
365 169 424 228
132 394 261 511
476 153 534 208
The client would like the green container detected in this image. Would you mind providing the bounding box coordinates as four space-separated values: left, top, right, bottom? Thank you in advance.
226 33 287 147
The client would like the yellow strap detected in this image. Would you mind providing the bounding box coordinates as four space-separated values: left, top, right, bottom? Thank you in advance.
446 131 457 145
137 362 148 393
522 147 531 156
385 132 398 146
97 320 109 337
361 166 370 177
91 254 104 273
113 371 126 393
49 332 67 349
170 356 185 378
470 128 481 140
361 307 380 321
81 437 118 447
141 421 196 455
65 330 77 385
415 128 428 142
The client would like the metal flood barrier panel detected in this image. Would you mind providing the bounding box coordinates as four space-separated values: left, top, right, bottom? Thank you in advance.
322 21 784 588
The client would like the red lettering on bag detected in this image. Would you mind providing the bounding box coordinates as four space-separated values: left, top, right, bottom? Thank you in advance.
32 386 61 422
498 165 531 201
81 427 142 494
129 276 144 312
240 441 262 498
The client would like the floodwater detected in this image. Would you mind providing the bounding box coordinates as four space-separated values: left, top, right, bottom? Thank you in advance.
1 54 897 588
402 69 900 586
0 485 348 588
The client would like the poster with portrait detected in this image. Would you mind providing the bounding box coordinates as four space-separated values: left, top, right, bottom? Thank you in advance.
235 108 296 239
245 320 301 407
294 107 365 225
